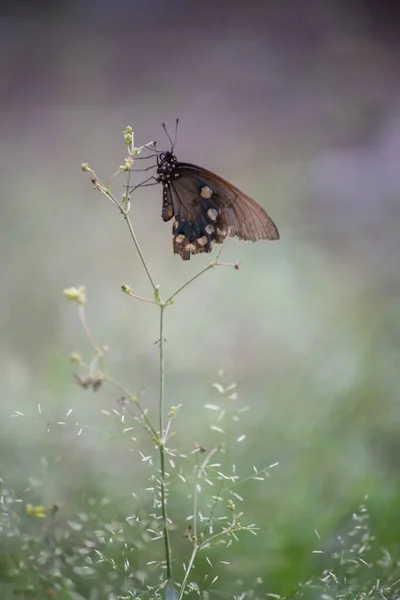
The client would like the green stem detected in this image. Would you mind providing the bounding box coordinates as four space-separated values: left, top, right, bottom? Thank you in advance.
158 305 172 580
181 445 221 595
159 306 166 435
193 446 219 541
200 525 254 548
105 376 158 440
125 291 159 305
178 544 199 600
165 264 214 305
78 305 106 374
123 212 157 292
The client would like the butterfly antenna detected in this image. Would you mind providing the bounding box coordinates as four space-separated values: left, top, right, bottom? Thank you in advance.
173 117 179 149
162 122 174 149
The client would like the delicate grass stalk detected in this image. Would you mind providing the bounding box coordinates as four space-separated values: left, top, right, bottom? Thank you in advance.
179 445 221 598
122 212 158 293
158 305 172 580
123 290 160 305
165 264 214 305
88 169 158 293
123 166 158 293
178 545 199 600
163 416 173 444
78 305 101 358
105 376 159 441
200 525 257 548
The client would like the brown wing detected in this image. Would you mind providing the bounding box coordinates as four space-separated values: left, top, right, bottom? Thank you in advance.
165 164 279 260
178 163 280 242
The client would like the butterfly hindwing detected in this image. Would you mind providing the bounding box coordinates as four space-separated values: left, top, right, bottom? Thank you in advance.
168 174 227 260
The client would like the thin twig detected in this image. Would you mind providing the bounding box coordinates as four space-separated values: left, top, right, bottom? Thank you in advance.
78 305 106 373
78 305 100 355
124 290 160 305
165 264 214 305
105 376 158 440
165 239 239 305
178 545 199 600
193 446 220 540
179 445 221 599
123 212 158 293
200 524 257 548
163 417 173 444
92 176 123 211
158 305 172 580
123 161 159 292
91 170 158 293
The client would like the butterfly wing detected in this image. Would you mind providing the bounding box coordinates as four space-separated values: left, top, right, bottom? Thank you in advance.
163 163 279 260
165 175 220 260
179 163 279 242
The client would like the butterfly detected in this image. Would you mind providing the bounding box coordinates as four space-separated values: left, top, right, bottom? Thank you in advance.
140 122 279 260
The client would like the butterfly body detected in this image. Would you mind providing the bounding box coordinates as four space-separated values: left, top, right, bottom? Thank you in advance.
156 149 279 260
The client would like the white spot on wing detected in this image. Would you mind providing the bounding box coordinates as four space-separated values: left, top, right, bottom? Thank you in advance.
207 208 219 221
205 224 215 235
200 185 213 199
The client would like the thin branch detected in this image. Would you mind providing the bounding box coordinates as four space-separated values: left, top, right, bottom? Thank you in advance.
105 376 158 440
159 306 166 438
91 175 123 211
165 241 239 305
122 159 158 292
193 446 220 541
165 264 214 305
178 545 199 600
163 416 173 444
78 305 100 356
200 524 258 548
124 289 160 306
90 170 158 293
198 446 220 480
123 212 158 293
177 445 221 599
158 305 172 580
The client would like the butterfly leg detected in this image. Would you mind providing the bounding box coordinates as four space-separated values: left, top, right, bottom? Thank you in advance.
127 176 159 193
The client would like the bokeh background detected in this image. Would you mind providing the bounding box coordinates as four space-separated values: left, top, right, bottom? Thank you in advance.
1 0 400 597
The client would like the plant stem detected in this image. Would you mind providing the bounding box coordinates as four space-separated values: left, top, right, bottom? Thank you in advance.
90 170 157 293
158 305 172 580
78 305 100 356
200 525 256 548
178 545 199 600
105 376 158 440
123 212 157 292
121 168 172 576
193 446 219 541
159 305 166 442
165 264 214 305
124 291 160 305
182 444 221 595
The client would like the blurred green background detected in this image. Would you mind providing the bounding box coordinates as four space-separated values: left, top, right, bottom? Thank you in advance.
1 0 400 597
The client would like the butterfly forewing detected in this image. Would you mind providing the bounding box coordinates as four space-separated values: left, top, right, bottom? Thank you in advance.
178 164 280 242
